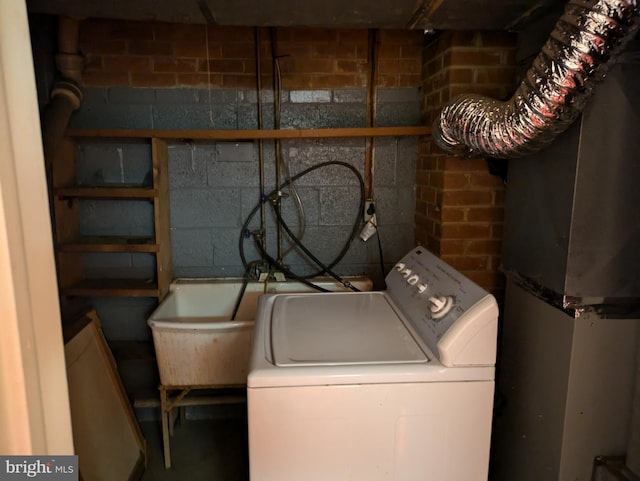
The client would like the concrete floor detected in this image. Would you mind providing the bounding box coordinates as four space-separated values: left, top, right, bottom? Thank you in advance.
139 409 249 481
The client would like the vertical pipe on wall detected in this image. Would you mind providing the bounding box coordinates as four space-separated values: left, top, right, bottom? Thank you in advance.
254 27 267 259
364 29 378 200
270 27 284 262
41 82 82 162
55 16 82 83
41 16 83 163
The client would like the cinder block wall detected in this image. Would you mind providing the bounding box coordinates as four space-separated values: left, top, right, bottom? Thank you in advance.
418 31 517 300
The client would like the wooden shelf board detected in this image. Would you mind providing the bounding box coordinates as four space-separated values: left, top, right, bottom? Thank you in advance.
62 278 160 297
66 126 431 140
58 236 158 253
55 186 157 199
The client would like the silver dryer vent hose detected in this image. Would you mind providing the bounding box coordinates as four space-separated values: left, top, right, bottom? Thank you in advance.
433 0 640 159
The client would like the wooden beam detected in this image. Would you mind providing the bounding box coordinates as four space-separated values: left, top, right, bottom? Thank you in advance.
66 126 431 140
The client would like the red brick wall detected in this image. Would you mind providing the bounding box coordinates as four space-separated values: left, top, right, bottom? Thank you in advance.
417 31 517 298
78 20 423 89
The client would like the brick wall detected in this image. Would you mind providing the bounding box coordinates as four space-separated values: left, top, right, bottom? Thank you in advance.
417 31 517 299
79 20 423 90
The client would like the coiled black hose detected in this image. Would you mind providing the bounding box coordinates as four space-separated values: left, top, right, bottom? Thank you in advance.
239 160 365 291
272 204 359 291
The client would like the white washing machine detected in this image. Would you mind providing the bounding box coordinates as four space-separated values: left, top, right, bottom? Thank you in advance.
247 247 499 481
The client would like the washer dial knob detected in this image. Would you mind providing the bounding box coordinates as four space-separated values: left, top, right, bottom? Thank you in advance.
428 295 453 319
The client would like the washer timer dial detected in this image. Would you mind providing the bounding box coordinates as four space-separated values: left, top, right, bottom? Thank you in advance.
428 295 453 319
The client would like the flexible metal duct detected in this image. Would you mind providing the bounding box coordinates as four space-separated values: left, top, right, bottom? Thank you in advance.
433 0 640 159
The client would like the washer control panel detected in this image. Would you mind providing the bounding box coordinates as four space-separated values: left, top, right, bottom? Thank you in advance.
393 260 456 318
386 247 498 366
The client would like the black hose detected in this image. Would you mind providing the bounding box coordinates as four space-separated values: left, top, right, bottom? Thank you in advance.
272 206 360 292
239 160 365 286
230 261 259 321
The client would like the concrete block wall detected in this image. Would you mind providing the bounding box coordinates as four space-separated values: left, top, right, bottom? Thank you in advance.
72 86 421 130
168 135 418 280
417 31 517 300
73 87 419 291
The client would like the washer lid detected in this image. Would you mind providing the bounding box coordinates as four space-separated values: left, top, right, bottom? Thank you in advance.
270 292 429 367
